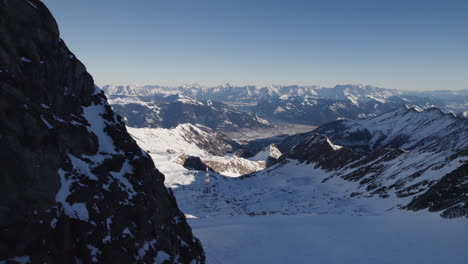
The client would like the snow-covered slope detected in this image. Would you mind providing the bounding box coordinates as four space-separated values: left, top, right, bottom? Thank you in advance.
124 124 468 262
127 124 238 157
124 105 468 263
315 106 468 153
190 214 468 264
205 156 266 177
279 107 468 218
134 107 467 218
127 125 265 182
249 144 283 162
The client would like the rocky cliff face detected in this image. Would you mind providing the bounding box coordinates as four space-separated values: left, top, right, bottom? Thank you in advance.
0 0 204 263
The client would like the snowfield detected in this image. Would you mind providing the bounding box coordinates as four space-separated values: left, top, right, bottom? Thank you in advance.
126 125 468 264
189 214 468 264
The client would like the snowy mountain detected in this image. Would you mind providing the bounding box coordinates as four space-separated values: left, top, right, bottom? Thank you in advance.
103 84 398 105
131 106 467 219
107 93 270 132
0 1 204 263
251 86 468 125
120 103 468 262
251 95 403 125
248 144 283 167
127 125 265 179
103 84 468 126
400 89 468 111
314 106 468 154
128 124 239 156
205 156 266 177
5 1 467 263
276 107 468 217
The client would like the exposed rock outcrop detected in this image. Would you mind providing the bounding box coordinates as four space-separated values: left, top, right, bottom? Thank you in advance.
406 162 468 218
177 155 209 172
204 156 265 177
0 0 204 262
285 134 361 170
248 144 283 167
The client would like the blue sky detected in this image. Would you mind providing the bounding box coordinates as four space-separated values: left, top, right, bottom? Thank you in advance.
42 0 468 90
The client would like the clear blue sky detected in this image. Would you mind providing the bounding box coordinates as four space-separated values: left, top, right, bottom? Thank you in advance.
42 0 468 90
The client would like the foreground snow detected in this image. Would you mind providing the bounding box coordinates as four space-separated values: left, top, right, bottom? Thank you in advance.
189 214 468 264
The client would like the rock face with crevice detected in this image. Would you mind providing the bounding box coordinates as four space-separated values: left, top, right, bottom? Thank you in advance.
0 0 204 263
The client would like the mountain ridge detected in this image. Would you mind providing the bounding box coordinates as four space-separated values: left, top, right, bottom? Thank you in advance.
102 84 468 126
273 106 468 217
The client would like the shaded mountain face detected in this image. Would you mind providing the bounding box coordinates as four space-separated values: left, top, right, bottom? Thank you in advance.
406 161 468 218
278 107 468 218
106 93 270 132
274 106 468 154
285 134 361 171
0 1 204 263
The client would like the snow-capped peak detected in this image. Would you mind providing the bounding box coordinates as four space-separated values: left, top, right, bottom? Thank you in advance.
316 106 468 153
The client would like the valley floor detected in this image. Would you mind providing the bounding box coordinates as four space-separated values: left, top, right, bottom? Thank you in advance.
221 123 316 142
189 214 468 264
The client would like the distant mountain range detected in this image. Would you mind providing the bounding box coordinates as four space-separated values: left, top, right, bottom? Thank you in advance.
106 93 270 131
102 84 468 127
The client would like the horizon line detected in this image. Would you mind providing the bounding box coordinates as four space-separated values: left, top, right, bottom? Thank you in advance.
97 83 467 92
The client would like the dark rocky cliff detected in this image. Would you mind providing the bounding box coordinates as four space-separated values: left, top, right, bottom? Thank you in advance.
0 0 204 263
285 134 361 170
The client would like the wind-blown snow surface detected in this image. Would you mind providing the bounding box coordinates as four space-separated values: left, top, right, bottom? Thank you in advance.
127 122 468 264
189 214 468 264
